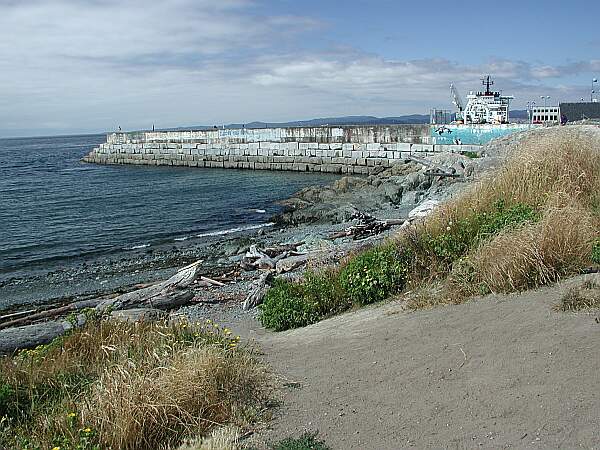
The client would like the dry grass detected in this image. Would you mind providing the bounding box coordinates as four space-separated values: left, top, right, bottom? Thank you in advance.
408 127 600 302
401 281 458 311
81 347 266 449
557 279 600 311
424 127 600 236
464 204 598 293
0 319 272 450
177 426 240 450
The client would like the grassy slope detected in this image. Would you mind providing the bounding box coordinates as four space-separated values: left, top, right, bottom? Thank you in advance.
0 318 272 449
260 126 600 330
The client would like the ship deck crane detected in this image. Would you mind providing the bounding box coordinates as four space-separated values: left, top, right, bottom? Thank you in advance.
450 83 464 111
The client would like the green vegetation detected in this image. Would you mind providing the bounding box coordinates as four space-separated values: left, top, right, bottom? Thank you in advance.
422 201 538 264
260 245 412 331
461 150 480 159
0 319 271 450
269 432 331 450
260 201 540 331
592 239 600 265
260 271 349 331
339 244 412 305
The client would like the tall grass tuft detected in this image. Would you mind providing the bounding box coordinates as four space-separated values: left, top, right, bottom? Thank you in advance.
0 319 272 450
418 127 600 296
464 203 598 293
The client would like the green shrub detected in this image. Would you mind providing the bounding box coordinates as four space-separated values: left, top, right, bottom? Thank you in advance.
259 279 320 331
260 271 349 331
592 239 600 264
339 244 412 305
425 201 538 264
270 432 331 450
461 150 480 159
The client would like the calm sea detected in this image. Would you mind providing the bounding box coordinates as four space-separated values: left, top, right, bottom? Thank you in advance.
0 134 337 285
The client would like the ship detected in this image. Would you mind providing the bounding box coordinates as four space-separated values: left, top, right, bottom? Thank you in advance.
450 76 513 124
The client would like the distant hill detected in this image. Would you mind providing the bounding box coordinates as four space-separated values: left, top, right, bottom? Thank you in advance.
165 115 430 131
162 111 531 131
509 110 529 120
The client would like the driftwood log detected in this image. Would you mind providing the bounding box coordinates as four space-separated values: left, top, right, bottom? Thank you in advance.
94 260 202 312
0 299 101 331
242 271 274 311
240 243 305 272
329 211 407 240
0 260 204 355
0 319 80 355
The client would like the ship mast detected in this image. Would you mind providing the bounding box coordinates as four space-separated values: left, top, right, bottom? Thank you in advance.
482 75 494 95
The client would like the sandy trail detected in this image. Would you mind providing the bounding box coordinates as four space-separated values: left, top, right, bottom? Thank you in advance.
241 274 600 449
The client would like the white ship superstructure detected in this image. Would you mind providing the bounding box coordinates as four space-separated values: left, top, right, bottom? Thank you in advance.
452 76 513 124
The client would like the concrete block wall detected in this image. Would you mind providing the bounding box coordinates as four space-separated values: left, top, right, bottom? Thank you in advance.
83 132 482 175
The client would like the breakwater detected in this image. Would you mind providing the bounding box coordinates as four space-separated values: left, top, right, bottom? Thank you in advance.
83 124 531 174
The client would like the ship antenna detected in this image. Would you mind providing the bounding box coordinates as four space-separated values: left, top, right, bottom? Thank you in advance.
482 75 494 95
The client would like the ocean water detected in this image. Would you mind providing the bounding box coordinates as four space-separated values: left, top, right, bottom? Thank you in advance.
0 134 338 285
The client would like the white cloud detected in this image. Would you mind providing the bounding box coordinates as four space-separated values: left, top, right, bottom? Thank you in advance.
0 0 597 136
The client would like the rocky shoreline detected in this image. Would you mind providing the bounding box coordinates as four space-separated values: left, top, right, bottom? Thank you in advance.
0 150 485 352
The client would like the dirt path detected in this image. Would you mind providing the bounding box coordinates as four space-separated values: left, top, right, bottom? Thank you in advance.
245 274 600 449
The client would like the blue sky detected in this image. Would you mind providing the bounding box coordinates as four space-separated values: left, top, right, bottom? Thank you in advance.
1 0 598 137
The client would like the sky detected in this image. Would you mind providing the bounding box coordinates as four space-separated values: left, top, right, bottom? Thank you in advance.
1 0 599 137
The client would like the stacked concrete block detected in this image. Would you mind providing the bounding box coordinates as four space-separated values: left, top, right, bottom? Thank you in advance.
84 127 477 174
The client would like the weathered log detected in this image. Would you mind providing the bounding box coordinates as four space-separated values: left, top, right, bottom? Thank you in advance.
199 276 225 287
0 315 86 356
0 261 203 355
95 260 202 312
243 271 273 311
329 214 408 240
0 309 37 322
276 254 310 274
0 299 102 331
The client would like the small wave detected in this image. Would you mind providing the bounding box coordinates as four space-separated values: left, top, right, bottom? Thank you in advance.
124 243 150 250
196 222 274 239
174 236 189 242
254 209 267 214
59 167 90 172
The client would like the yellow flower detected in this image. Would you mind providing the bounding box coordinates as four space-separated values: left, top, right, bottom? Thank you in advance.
67 412 76 418
84 427 92 433
52 447 61 450
223 328 232 335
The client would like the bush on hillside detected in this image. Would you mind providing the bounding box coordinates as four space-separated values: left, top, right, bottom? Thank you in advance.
339 244 412 305
422 201 538 265
466 205 598 292
260 271 349 331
